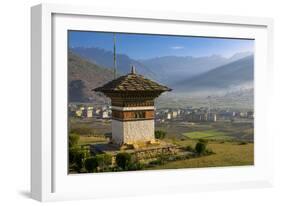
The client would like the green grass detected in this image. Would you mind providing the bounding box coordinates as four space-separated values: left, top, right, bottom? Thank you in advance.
78 135 107 145
149 140 254 170
182 130 233 141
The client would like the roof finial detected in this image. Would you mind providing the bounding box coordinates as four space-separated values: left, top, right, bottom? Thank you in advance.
131 65 136 74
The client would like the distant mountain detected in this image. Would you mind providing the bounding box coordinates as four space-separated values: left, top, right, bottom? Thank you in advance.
228 51 253 62
173 55 254 94
68 52 114 103
70 47 156 79
71 47 253 86
139 52 253 84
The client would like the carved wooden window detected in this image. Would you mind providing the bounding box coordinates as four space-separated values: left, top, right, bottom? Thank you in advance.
134 111 145 119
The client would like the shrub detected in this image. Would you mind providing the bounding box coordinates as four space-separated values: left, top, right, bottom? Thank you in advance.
205 148 215 154
195 142 207 155
128 161 145 171
84 153 112 173
84 157 99 172
184 145 194 152
155 130 167 139
95 154 112 171
150 154 169 165
116 152 132 170
69 133 79 147
159 154 169 162
69 146 80 164
198 139 208 144
149 159 163 166
73 150 86 172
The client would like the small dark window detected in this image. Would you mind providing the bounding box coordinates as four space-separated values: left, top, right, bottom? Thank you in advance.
134 111 145 119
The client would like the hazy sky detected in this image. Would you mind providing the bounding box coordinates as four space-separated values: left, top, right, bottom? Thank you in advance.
69 31 254 60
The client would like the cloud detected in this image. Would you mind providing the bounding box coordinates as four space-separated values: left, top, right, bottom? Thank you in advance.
171 46 184 50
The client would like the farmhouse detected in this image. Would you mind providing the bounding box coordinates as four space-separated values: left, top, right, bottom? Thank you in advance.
82 106 93 118
94 66 171 146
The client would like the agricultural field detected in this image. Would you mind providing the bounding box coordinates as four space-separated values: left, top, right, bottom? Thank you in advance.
182 130 233 140
69 117 254 171
155 120 254 142
153 120 254 169
78 136 107 145
69 117 111 137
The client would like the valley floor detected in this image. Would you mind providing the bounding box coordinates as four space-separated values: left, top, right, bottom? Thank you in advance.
70 117 254 172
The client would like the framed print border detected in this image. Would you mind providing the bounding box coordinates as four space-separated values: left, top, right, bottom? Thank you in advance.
31 3 274 202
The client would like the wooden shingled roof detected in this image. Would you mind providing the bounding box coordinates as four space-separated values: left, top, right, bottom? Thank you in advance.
93 67 172 93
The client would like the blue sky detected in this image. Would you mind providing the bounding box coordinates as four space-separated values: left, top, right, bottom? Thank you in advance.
68 31 254 60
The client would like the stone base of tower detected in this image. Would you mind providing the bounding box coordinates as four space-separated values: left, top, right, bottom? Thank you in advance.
111 119 155 146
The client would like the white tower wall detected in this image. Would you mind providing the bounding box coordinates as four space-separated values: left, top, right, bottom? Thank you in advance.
112 119 155 145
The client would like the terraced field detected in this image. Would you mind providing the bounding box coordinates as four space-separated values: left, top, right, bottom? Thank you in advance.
182 130 233 141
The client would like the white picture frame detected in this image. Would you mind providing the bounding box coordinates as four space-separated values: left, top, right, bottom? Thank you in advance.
31 3 274 202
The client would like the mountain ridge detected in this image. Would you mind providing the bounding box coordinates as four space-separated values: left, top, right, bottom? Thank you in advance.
68 48 254 103
68 52 113 103
70 47 157 80
71 46 252 85
172 55 254 94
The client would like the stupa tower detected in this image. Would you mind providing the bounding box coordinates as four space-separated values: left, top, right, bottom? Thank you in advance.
94 66 171 146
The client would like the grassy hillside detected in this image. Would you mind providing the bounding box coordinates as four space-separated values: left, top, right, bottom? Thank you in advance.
70 47 156 79
68 52 114 103
150 140 254 170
